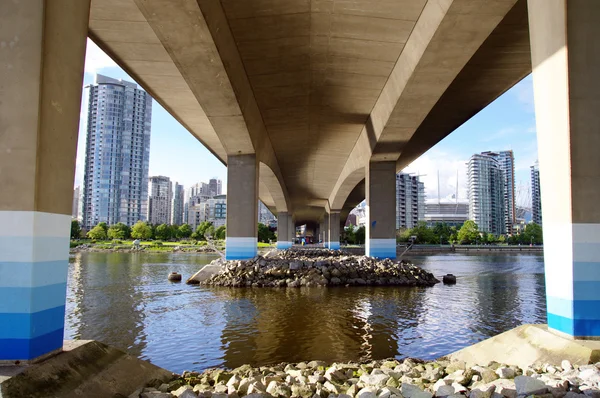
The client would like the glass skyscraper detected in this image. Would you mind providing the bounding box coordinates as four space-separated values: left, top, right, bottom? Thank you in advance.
468 153 505 235
531 161 542 226
82 74 152 229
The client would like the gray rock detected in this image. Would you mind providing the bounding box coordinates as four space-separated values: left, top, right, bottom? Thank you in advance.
469 385 496 398
323 381 340 394
496 368 516 379
561 361 573 371
180 391 199 398
360 373 390 386
514 375 547 396
308 360 327 368
436 385 456 397
173 386 194 397
140 393 173 398
402 383 433 398
267 381 292 398
291 384 314 398
357 387 378 398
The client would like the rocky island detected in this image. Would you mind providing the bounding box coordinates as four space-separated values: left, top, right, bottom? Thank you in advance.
187 248 439 288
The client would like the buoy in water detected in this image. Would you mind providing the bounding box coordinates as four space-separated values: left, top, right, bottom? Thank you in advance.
168 272 182 282
443 274 457 284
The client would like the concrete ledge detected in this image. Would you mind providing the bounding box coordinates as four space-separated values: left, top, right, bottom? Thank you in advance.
0 340 172 398
445 324 600 369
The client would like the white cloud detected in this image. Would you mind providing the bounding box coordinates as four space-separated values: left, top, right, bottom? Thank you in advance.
401 150 468 202
84 39 117 74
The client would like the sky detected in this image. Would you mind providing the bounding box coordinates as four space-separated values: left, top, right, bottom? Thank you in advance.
78 39 538 207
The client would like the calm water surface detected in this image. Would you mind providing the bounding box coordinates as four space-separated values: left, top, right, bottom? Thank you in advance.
64 252 546 373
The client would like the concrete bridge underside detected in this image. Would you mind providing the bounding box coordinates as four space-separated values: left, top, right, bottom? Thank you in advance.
2 0 600 362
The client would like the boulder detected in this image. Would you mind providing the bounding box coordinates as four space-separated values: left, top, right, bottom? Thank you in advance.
514 376 548 396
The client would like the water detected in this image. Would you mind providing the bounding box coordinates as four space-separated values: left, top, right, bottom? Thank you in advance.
65 252 546 373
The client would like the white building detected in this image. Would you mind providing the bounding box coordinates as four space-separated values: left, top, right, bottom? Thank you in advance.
396 173 425 229
148 176 172 225
531 161 542 226
467 152 505 235
424 196 469 227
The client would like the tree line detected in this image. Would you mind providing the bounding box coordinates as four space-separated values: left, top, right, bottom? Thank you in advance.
71 220 276 243
396 220 543 245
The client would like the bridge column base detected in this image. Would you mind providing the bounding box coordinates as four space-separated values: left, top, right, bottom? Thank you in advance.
328 212 340 250
225 155 258 261
365 161 397 259
529 0 600 338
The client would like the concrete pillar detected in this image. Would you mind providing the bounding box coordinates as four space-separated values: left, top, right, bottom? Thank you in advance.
226 155 258 260
276 212 291 249
322 215 329 248
328 212 341 250
365 161 397 259
288 214 294 245
0 0 90 361
528 0 600 338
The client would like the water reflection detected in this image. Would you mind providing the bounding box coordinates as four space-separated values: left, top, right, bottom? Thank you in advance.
65 252 546 373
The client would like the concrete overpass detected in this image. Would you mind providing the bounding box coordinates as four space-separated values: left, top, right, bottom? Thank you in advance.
1 0 599 361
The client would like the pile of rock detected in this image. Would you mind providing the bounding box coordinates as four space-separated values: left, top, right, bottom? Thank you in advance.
190 249 439 288
137 358 600 398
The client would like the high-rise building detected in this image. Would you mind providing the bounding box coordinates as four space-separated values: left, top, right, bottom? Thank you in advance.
208 178 222 197
531 161 542 226
72 187 80 220
258 201 275 224
483 150 516 234
148 176 172 225
188 194 227 230
467 152 505 235
396 173 425 229
172 183 185 225
82 74 152 229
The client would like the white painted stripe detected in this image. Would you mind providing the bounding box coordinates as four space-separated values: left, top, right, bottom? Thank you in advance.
0 211 71 238
543 221 573 300
226 237 257 247
0 261 68 288
0 236 70 262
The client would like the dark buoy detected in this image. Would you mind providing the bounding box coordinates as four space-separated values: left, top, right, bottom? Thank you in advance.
168 272 182 282
443 274 457 284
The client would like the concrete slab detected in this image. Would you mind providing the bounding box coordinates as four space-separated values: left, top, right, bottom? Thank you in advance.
0 340 172 398
187 262 224 284
445 324 600 369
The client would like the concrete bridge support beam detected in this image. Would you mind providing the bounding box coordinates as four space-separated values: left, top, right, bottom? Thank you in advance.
288 215 294 245
328 212 341 250
0 0 90 361
276 212 291 249
365 161 397 259
226 155 259 260
529 0 600 338
322 216 329 248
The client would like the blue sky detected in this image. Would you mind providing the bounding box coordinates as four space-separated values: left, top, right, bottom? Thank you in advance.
78 40 537 207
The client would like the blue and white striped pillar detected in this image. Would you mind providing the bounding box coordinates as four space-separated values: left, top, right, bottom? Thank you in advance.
0 212 71 360
365 161 396 259
225 155 258 260
276 212 292 249
328 211 340 250
529 0 600 338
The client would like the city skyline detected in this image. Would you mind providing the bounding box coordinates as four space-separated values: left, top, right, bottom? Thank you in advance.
80 39 537 208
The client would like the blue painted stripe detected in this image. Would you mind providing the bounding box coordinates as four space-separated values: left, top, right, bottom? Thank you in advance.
276 242 292 249
0 283 67 313
0 305 65 339
547 296 600 320
0 236 70 262
573 281 600 300
573 261 600 282
328 242 340 250
367 249 396 259
0 260 68 288
0 328 64 360
548 313 600 337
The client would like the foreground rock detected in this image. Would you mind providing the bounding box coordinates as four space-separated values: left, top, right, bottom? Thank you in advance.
138 358 600 398
187 248 439 287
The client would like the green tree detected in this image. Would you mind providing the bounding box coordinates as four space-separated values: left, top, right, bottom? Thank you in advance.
412 221 436 244
343 225 356 244
97 222 108 233
214 225 226 240
497 234 506 244
107 222 130 240
70 220 82 239
457 220 479 244
87 224 107 240
432 222 452 244
396 228 411 243
523 222 543 245
131 221 152 240
258 223 275 243
192 221 214 240
177 224 193 239
154 224 173 240
354 225 366 245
